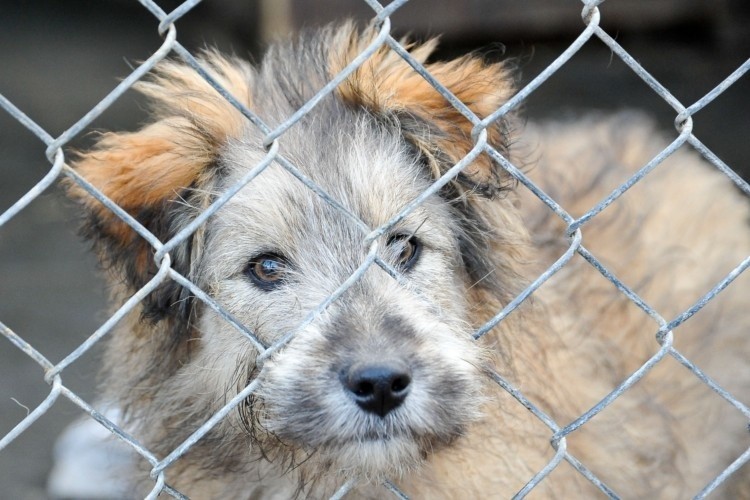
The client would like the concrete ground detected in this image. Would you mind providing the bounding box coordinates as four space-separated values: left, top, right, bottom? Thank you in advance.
1 1 747 498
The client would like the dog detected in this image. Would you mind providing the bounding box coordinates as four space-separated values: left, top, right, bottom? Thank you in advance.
66 22 750 498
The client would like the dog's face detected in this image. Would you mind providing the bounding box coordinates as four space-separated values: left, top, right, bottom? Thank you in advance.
199 119 486 477
69 24 521 485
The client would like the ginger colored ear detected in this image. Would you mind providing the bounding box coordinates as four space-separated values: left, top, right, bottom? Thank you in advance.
68 53 253 321
333 26 516 196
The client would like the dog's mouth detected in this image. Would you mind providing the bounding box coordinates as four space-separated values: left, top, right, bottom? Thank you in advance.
357 430 401 442
306 426 460 480
337 419 464 446
238 342 485 478
239 385 467 475
250 397 468 469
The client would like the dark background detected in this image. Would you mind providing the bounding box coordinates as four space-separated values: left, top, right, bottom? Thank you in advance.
1 0 748 497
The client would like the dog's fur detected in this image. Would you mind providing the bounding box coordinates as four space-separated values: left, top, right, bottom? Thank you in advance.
67 23 750 498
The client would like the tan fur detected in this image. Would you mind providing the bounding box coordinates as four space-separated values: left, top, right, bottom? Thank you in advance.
333 26 515 194
68 54 252 277
75 55 251 206
68 23 749 499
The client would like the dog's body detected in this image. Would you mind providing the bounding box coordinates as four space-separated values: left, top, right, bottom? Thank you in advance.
68 24 750 498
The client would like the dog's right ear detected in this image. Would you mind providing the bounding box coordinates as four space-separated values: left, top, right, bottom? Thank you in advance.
331 25 525 297
68 54 253 322
333 25 516 197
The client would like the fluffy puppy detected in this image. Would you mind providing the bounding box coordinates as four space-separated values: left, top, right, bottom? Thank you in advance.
67 23 750 498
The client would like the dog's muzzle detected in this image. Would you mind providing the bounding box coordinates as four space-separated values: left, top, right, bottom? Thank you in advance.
340 360 412 417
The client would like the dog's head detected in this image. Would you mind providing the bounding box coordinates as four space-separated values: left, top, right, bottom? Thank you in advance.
69 23 524 486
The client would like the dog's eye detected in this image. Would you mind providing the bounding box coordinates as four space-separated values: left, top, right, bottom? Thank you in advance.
387 235 421 271
246 253 288 290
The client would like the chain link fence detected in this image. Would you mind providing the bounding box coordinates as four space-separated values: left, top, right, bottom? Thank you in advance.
1 0 749 498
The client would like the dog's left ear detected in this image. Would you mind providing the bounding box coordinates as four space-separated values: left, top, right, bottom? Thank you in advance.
67 54 253 323
334 28 515 196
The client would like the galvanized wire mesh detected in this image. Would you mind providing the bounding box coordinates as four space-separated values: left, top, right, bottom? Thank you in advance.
1 0 749 498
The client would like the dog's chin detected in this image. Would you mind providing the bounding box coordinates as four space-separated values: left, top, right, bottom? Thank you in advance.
247 362 486 482
256 411 465 482
318 435 427 480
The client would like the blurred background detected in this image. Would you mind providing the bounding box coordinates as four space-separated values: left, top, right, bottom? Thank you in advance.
1 0 748 497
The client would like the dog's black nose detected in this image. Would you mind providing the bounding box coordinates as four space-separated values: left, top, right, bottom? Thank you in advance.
342 363 412 418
